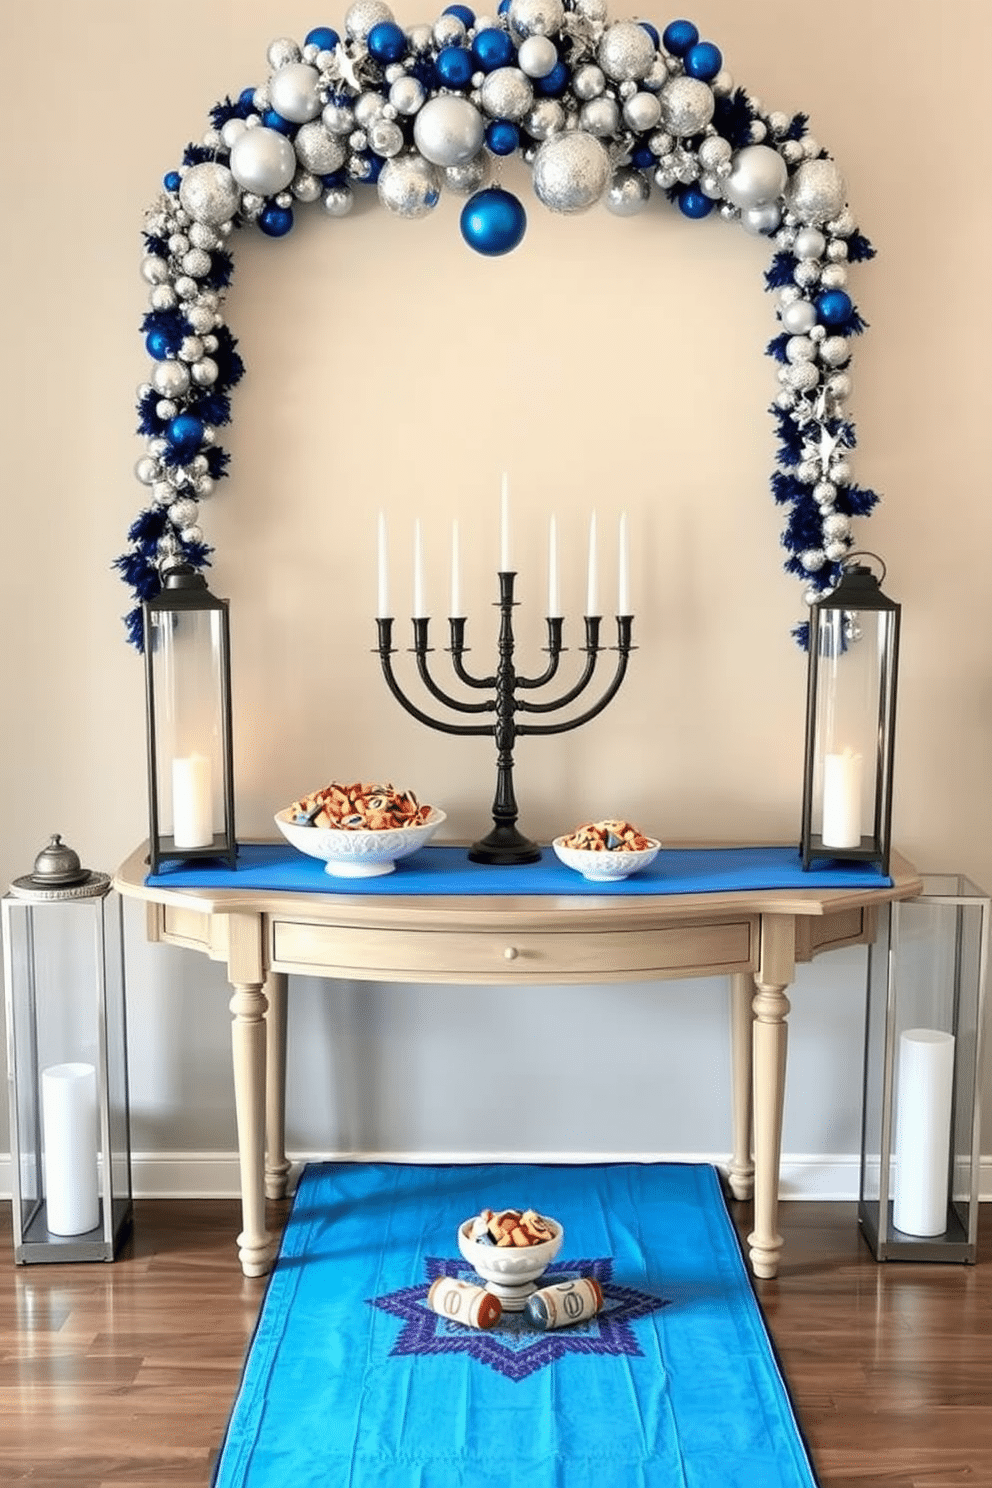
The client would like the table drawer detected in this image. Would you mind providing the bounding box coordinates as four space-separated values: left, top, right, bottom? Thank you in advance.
270 917 757 982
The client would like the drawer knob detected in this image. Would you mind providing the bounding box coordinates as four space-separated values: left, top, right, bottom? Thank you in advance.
504 946 518 961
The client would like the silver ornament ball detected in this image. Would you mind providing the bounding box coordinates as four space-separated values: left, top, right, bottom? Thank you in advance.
269 62 323 123
295 121 348 175
323 183 355 217
377 154 441 217
724 144 787 209
229 126 298 195
532 130 611 213
623 90 662 132
178 162 241 227
659 76 714 136
517 35 559 78
604 166 650 216
507 0 565 39
413 95 485 167
526 99 566 139
580 96 620 136
480 67 534 121
572 64 606 101
598 20 656 81
787 158 846 226
345 1 395 40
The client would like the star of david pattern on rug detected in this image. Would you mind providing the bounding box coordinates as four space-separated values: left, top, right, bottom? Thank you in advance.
368 1257 668 1382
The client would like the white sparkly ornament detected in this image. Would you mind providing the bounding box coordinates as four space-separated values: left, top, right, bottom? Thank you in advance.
267 37 301 69
604 166 650 215
345 0 395 40
526 99 565 139
377 154 441 217
572 64 606 100
152 361 191 398
787 158 846 225
507 0 565 39
598 20 655 81
178 162 241 227
191 358 219 387
800 549 826 572
659 77 714 136
532 131 611 213
480 68 535 120
323 183 355 216
445 156 490 194
819 336 850 367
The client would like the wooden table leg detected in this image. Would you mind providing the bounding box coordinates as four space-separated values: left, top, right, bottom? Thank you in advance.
727 972 755 1201
228 980 276 1277
264 971 292 1200
747 916 796 1280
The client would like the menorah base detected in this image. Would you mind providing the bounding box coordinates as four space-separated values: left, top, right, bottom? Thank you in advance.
468 823 542 866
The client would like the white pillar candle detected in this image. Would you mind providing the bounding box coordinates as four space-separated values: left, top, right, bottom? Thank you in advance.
450 520 462 618
172 753 213 848
548 514 561 617
618 511 630 615
586 510 599 616
376 510 389 618
413 518 426 618
821 747 863 849
500 472 511 571
42 1063 100 1237
893 1028 955 1237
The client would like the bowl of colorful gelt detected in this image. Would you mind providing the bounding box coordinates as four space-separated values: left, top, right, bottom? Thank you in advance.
457 1206 564 1311
552 818 660 882
275 780 445 878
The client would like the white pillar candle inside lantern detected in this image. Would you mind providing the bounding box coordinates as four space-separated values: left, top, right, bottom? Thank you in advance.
42 1062 100 1237
821 747 863 849
172 753 213 848
892 1028 955 1237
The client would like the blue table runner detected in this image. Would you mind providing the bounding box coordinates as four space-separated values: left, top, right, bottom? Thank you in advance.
148 842 890 896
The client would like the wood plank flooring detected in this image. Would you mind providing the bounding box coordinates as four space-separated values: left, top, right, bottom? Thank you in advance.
0 1196 988 1486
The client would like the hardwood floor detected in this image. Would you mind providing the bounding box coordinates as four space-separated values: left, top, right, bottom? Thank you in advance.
0 1196 988 1486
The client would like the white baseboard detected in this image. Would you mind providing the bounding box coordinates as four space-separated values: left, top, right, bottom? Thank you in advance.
2 1150 991 1202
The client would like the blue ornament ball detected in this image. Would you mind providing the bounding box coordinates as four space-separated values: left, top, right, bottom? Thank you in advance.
435 45 475 88
163 170 182 193
676 185 713 219
238 87 257 112
305 27 340 51
534 60 569 97
631 144 655 169
472 26 515 70
444 4 476 25
166 414 205 457
460 187 527 256
263 108 295 135
684 41 722 80
146 327 179 360
662 19 699 57
486 120 520 156
258 203 294 236
816 289 853 326
367 21 407 62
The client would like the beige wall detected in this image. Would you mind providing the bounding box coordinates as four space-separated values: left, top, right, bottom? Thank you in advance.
1 0 989 1179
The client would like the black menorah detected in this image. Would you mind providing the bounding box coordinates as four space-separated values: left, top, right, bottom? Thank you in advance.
375 571 635 865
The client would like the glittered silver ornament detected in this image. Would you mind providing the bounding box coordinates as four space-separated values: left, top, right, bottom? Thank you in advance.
517 35 558 77
269 62 323 123
168 498 199 529
181 247 212 279
526 99 566 139
598 20 655 81
786 335 816 363
780 361 819 393
413 95 485 167
800 549 826 572
444 156 490 194
292 170 324 202
323 183 355 216
377 154 441 217
433 13 466 46
345 0 395 40
291 122 346 178
149 285 178 311
822 513 851 540
580 96 620 136
135 457 160 485
480 67 535 120
604 166 650 215
178 162 241 227
229 127 298 195
724 144 787 209
267 37 301 69
572 64 606 100
819 263 848 290
141 254 169 284
508 0 565 39
623 90 662 131
575 0 608 21
191 358 219 387
532 131 611 213
825 372 851 402
659 76 714 136
323 101 356 135
787 158 846 226
819 336 850 367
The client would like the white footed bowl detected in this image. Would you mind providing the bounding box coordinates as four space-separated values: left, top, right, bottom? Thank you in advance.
552 836 661 882
275 806 446 877
457 1216 564 1310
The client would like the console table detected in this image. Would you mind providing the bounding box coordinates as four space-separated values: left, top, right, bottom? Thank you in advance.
114 842 922 1280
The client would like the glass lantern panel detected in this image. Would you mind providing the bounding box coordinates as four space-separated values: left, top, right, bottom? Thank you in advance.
3 900 44 1235
99 893 133 1211
810 607 893 851
149 607 226 848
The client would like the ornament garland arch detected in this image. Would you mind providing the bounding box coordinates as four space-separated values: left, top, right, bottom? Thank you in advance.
116 0 880 650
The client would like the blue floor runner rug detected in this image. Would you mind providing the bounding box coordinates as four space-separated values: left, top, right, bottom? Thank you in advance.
213 1162 818 1488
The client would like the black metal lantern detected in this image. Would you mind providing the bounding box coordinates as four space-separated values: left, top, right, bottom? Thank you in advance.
2 836 133 1262
143 563 236 873
801 554 900 875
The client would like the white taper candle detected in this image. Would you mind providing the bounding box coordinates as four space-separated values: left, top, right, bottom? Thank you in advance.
618 511 630 615
500 472 511 571
586 510 599 616
377 510 389 618
413 518 426 618
548 514 560 617
450 520 462 618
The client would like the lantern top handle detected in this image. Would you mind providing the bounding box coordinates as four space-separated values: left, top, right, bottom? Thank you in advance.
819 550 899 613
842 550 887 585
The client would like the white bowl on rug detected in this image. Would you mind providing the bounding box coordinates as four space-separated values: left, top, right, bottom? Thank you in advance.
457 1216 564 1310
274 806 446 877
552 836 661 882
